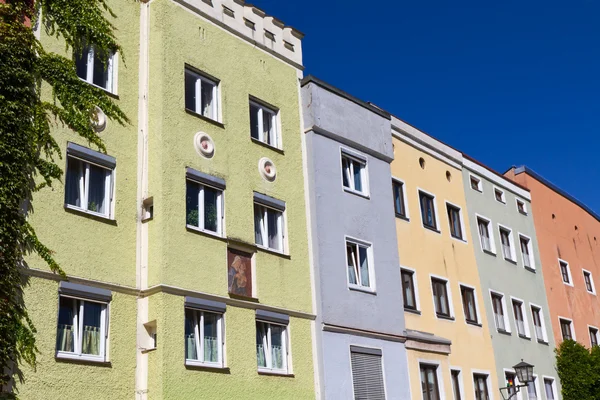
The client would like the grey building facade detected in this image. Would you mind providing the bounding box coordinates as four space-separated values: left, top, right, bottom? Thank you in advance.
462 157 561 399
301 76 410 400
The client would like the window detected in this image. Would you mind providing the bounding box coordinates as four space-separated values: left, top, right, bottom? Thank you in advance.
431 278 451 318
583 270 596 294
256 321 288 373
491 293 507 332
350 347 385 400
185 309 223 366
560 318 573 340
186 179 223 235
477 217 493 253
559 260 572 285
531 305 547 342
419 191 438 230
420 364 441 400
473 374 490 400
590 326 598 347
544 378 556 400
341 151 368 195
250 100 279 148
470 175 482 192
519 235 533 270
254 194 285 252
75 45 115 92
516 199 527 215
494 188 506 203
527 376 538 400
401 269 417 311
499 226 514 261
447 203 463 240
393 180 407 218
65 144 115 218
185 67 219 121
451 369 462 400
512 299 528 337
346 240 372 289
505 372 517 398
56 296 108 361
460 285 478 324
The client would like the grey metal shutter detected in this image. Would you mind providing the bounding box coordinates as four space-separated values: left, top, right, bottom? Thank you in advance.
350 347 386 400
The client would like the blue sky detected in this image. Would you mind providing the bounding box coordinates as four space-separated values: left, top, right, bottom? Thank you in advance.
252 0 600 212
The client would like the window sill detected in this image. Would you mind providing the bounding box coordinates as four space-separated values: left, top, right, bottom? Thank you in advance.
185 362 230 374
404 307 421 315
423 224 441 234
472 188 483 194
343 187 370 200
258 370 294 378
79 77 119 99
518 210 529 216
482 249 497 257
348 285 376 295
55 354 111 367
524 266 536 273
537 339 549 345
518 334 531 341
185 108 225 129
451 235 467 244
504 258 518 265
562 281 574 287
586 290 597 296
251 137 284 155
186 225 227 241
395 214 410 222
496 329 512 336
256 245 291 259
466 320 482 327
435 313 455 321
64 204 116 225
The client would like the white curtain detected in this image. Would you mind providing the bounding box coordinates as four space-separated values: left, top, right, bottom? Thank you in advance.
254 205 264 246
359 247 369 287
256 323 267 368
347 245 357 285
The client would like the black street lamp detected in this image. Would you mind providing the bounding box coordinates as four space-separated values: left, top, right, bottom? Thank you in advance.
499 360 535 400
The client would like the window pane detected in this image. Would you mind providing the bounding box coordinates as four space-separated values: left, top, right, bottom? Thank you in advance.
81 301 102 355
393 182 405 216
56 297 75 353
256 322 267 368
254 205 264 246
527 379 537 400
544 379 555 400
185 70 197 111
347 244 358 285
250 103 260 140
359 246 369 287
186 181 200 227
270 325 285 370
267 209 281 251
92 50 110 89
203 186 219 233
402 272 415 309
263 110 273 145
65 157 84 208
203 313 219 363
88 163 108 214
200 80 214 118
185 309 198 360
75 47 89 80
451 370 461 400
341 157 350 188
352 160 362 192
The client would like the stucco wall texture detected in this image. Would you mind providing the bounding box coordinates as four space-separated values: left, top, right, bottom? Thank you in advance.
463 166 560 395
391 137 498 399
507 168 600 348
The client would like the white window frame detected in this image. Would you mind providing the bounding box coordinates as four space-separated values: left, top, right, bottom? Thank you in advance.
526 374 541 400
498 224 517 262
430 273 455 320
65 155 115 219
503 368 524 400
256 320 289 374
529 302 549 343
450 367 465 400
76 46 117 94
401 266 421 311
558 316 576 341
476 214 497 254
493 186 506 204
185 68 220 122
489 290 511 333
588 325 599 347
558 258 573 287
518 233 535 270
471 369 495 400
417 359 447 400
184 308 224 368
418 188 441 233
340 148 369 197
459 282 481 326
542 376 558 400
186 179 224 237
582 269 596 295
254 203 285 254
249 99 280 149
56 295 108 363
445 200 467 243
516 198 528 215
392 176 410 219
469 174 483 193
345 236 375 293
510 296 531 338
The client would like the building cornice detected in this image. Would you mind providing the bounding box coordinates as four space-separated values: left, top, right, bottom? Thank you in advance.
322 323 407 343
463 157 531 201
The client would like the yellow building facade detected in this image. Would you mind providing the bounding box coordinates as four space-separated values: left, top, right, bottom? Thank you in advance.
391 117 498 400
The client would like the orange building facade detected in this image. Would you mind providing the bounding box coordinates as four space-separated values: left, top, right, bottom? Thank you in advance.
506 166 600 348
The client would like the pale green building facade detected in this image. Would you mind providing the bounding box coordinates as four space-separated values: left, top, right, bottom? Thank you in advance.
21 0 315 398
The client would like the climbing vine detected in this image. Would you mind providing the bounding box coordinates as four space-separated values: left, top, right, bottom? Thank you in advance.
0 0 128 395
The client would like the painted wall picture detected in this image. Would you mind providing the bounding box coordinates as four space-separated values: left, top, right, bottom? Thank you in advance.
227 248 253 298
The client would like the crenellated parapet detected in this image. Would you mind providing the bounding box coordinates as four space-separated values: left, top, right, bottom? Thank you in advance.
175 0 304 68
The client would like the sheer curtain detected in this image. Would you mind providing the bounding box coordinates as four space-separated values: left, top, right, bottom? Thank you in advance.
201 82 212 118
256 323 267 368
81 301 102 355
66 158 83 208
203 313 219 363
267 209 279 250
56 298 75 353
254 205 265 246
270 325 285 370
185 310 198 360
346 245 357 285
359 246 369 287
